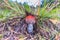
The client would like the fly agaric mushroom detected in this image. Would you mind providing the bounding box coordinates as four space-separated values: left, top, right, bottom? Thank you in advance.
25 15 36 34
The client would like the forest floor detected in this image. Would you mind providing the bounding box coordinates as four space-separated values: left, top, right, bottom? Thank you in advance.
0 16 60 40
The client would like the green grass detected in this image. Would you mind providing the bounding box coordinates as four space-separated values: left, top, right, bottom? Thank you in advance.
0 0 60 21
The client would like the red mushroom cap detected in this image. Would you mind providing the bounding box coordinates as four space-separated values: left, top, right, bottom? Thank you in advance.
25 15 36 24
